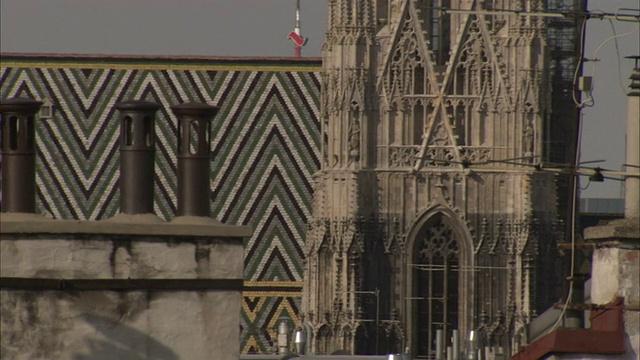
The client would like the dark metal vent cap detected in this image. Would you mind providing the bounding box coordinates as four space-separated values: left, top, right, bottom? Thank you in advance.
170 102 219 117
0 98 43 115
115 100 162 112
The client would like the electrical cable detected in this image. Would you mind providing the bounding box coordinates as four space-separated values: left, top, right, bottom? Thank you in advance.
588 25 640 98
573 11 639 108
603 175 626 182
591 27 639 64
609 19 627 96
572 17 591 108
546 110 585 334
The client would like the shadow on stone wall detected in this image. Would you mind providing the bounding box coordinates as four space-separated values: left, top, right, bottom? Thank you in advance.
73 314 178 360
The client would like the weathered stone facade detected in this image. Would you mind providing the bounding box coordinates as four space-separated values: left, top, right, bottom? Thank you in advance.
302 0 583 356
0 214 250 360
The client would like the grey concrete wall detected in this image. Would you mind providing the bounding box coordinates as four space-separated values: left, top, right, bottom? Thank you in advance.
1 215 249 360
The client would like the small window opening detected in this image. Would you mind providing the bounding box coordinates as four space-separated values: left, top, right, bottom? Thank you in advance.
189 121 199 155
143 116 153 147
124 116 133 146
9 116 19 150
205 121 211 153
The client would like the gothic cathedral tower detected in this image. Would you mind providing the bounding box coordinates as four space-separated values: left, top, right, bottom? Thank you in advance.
303 0 584 357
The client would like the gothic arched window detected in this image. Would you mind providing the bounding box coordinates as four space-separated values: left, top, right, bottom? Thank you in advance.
318 239 332 314
317 325 332 354
416 0 451 66
413 214 460 358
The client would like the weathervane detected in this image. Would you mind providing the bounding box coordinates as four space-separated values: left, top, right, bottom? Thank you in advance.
288 0 308 57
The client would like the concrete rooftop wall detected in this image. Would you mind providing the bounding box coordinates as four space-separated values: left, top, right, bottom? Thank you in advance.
1 214 250 360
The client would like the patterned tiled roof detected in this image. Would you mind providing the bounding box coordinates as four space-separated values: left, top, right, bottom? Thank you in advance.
0 53 321 352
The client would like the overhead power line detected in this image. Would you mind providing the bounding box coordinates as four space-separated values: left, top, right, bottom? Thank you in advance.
438 8 640 22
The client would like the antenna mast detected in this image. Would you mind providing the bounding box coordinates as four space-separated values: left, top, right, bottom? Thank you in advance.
288 0 308 57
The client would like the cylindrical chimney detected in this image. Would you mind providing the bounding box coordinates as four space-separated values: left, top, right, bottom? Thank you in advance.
170 102 219 217
0 98 43 213
114 100 161 214
277 319 290 355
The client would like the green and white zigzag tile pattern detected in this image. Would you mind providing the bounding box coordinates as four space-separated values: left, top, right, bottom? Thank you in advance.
0 64 320 352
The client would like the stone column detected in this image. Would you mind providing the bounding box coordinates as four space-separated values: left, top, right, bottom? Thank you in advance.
114 100 161 214
0 98 43 213
170 102 219 217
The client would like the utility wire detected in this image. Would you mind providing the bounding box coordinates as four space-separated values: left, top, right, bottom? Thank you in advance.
588 25 640 97
573 17 592 108
546 110 586 335
611 19 638 96
437 8 640 22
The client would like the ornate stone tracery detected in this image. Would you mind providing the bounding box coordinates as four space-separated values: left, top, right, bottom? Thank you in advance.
413 215 461 357
303 0 579 356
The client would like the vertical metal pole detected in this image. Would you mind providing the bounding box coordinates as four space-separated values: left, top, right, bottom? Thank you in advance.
375 288 380 354
468 330 478 360
295 0 302 57
0 98 42 213
452 329 460 360
436 329 444 360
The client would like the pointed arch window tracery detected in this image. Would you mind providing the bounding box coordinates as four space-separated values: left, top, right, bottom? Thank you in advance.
317 325 333 355
318 236 333 315
416 0 451 66
413 214 460 358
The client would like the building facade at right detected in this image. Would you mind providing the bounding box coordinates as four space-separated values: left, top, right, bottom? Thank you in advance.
302 0 585 357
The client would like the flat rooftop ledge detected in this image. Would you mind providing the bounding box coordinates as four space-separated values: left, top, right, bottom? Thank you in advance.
0 52 322 72
584 218 640 242
511 328 626 360
0 212 252 238
105 213 165 224
512 297 627 360
170 215 223 226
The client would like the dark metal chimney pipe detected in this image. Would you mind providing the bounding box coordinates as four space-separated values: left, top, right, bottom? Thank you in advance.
170 102 219 217
114 100 161 214
0 98 43 213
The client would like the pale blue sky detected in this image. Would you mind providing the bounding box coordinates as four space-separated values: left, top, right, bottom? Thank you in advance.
1 0 638 198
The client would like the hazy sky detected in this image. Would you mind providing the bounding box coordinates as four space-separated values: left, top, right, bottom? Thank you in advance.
1 0 638 198
0 0 328 57
580 0 639 199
